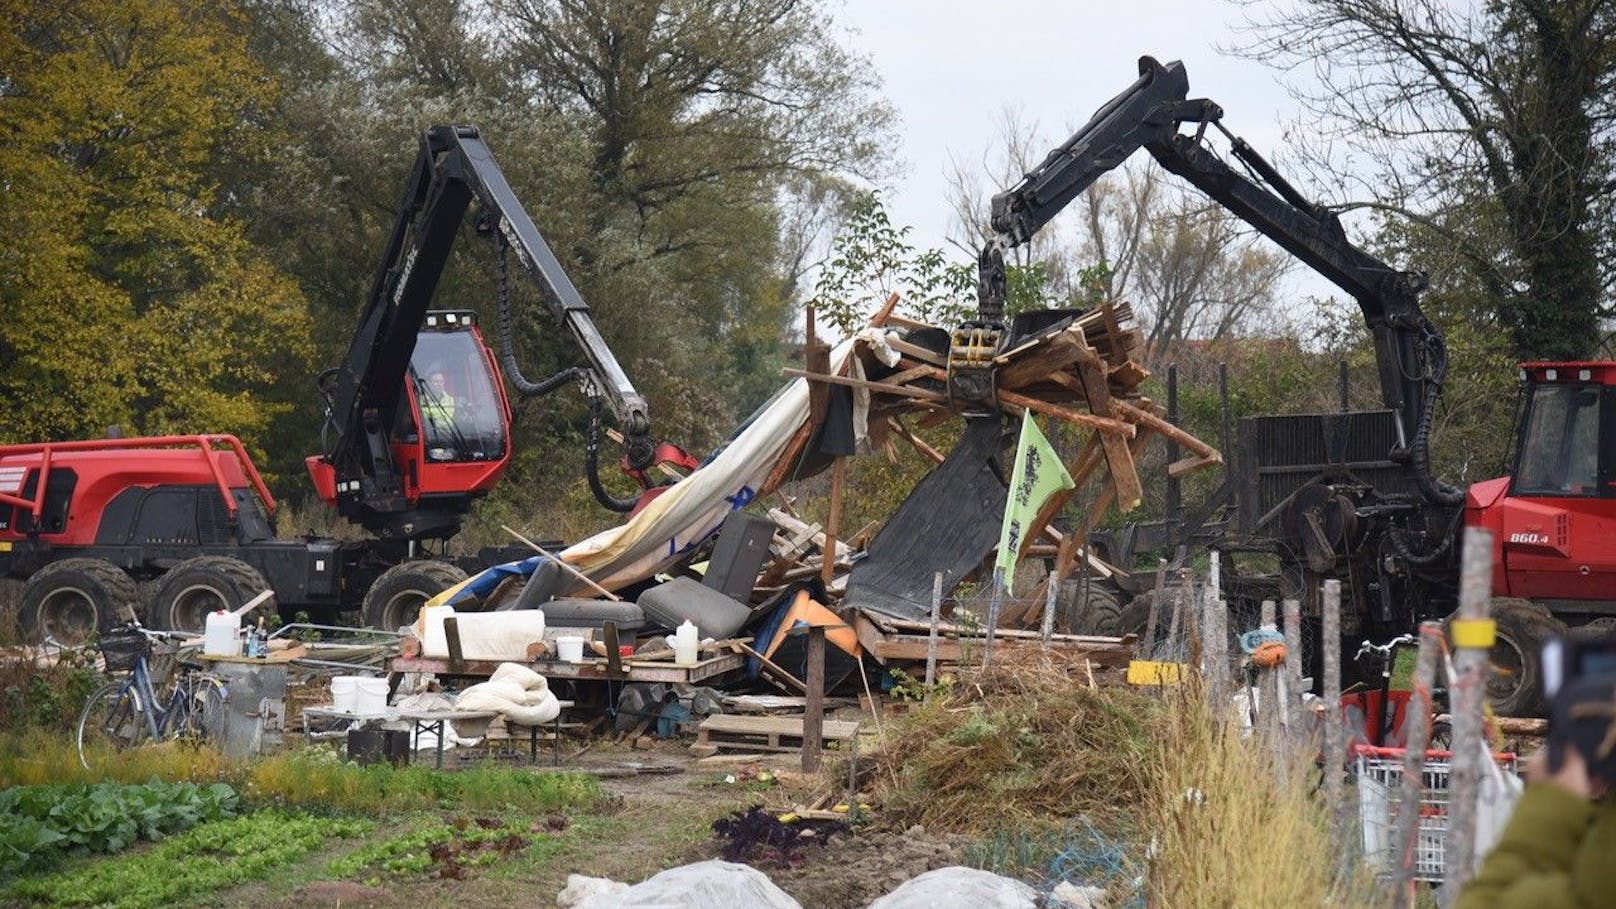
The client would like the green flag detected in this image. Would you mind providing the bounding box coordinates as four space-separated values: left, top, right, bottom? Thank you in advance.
995 410 1076 595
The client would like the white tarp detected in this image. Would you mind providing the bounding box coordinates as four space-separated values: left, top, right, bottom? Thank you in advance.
865 867 1038 909
551 337 859 592
570 860 801 909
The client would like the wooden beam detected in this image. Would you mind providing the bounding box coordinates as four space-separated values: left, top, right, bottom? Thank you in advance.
822 457 847 589
760 421 814 495
998 387 1136 437
867 292 901 328
1076 351 1142 511
1113 399 1220 461
782 368 948 404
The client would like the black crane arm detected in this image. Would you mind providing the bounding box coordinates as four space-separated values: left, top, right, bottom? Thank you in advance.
978 56 1460 506
980 57 1218 321
325 125 654 490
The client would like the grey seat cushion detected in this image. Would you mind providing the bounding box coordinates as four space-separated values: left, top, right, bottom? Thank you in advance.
533 597 645 632
637 576 751 640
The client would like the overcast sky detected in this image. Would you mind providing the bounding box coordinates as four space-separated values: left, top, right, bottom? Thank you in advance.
835 0 1337 306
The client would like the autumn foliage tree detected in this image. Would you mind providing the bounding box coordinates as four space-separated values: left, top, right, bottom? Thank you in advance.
0 0 314 448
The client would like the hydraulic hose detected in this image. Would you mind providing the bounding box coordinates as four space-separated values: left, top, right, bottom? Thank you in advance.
586 397 638 513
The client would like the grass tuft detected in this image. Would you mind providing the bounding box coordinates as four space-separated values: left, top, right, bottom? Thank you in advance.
870 650 1161 833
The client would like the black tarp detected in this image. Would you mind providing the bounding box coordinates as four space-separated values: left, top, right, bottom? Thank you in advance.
843 416 1008 621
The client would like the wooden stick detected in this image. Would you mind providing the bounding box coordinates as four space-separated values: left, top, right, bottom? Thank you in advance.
502 525 621 601
1446 529 1495 893
822 457 847 590
782 367 947 403
1112 399 1219 460
890 415 945 465
760 421 814 495
866 291 901 328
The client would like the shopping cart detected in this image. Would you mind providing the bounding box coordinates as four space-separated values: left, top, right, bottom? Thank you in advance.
1354 744 1519 882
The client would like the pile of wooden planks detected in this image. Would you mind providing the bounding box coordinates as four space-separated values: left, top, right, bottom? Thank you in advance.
758 295 1221 630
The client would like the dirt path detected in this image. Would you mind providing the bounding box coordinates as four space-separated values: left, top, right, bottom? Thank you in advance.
195 739 968 909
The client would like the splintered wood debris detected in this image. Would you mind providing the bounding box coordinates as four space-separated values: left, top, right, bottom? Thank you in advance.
749 293 1220 658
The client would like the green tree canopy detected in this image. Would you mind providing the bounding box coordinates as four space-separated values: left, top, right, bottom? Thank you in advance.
0 0 314 448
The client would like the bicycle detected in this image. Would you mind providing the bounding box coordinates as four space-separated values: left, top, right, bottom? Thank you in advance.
76 621 230 770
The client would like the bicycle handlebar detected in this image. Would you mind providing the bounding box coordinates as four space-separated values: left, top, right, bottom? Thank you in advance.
1354 634 1416 661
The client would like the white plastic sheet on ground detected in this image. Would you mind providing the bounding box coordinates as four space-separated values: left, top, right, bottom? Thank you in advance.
568 860 801 909
453 662 560 726
864 866 1038 909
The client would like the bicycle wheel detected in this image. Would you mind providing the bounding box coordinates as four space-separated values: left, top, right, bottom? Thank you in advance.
77 682 151 771
173 675 229 746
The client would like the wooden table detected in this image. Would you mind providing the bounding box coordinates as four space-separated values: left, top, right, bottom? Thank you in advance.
389 651 745 684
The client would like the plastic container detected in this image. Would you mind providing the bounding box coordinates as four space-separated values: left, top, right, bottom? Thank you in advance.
331 676 360 713
355 677 389 714
556 635 586 663
204 609 241 657
674 620 699 666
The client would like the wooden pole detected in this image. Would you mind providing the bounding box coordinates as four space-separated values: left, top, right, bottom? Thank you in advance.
1446 528 1495 894
1142 558 1167 660
803 625 826 773
1391 623 1442 909
1322 579 1346 849
502 525 621 601
1041 572 1058 648
822 457 847 590
1282 597 1303 750
925 572 944 688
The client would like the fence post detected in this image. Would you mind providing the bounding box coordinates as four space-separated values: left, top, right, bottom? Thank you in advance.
1392 622 1443 909
925 571 944 688
1322 580 1346 847
1142 558 1168 660
983 566 1005 667
1282 597 1303 749
1446 528 1495 893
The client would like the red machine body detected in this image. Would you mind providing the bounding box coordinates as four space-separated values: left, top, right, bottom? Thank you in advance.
1466 362 1616 602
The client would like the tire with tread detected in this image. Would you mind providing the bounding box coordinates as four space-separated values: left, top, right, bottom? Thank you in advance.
21 558 139 646
362 560 468 631
151 556 276 633
1487 597 1565 717
1057 580 1125 636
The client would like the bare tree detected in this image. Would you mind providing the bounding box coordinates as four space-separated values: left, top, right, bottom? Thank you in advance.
1233 0 1616 360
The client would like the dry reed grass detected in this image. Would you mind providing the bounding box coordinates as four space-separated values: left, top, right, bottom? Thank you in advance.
1144 682 1381 908
870 649 1161 833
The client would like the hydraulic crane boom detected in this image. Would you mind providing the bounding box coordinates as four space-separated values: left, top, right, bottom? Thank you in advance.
319 125 658 532
979 56 1459 508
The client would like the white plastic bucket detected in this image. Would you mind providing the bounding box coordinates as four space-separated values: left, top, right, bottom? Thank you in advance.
556 636 585 663
355 677 389 714
331 676 360 713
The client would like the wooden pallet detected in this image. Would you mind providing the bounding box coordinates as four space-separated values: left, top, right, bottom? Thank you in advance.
694 714 859 754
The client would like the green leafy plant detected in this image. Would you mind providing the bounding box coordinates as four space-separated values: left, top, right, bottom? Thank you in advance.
0 780 238 875
6 811 371 908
